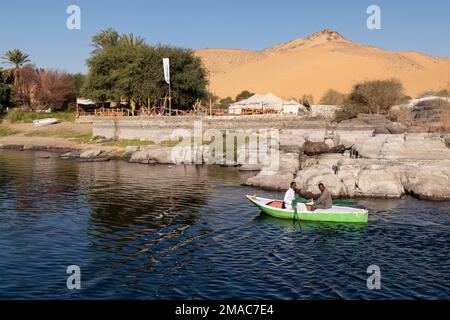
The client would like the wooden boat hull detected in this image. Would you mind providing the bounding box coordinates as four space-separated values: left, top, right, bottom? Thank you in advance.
246 195 368 223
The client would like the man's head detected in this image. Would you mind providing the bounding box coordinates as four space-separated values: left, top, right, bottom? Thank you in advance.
290 181 297 190
318 183 325 192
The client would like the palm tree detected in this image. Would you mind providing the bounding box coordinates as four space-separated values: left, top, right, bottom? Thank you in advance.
2 49 31 90
120 33 146 47
2 49 30 68
91 28 120 53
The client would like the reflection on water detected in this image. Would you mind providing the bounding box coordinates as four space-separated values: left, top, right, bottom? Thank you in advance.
0 150 449 299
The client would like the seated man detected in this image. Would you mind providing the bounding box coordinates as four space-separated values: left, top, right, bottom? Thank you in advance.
283 181 297 210
312 183 332 210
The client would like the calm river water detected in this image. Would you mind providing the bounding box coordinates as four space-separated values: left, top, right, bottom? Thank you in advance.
0 150 448 299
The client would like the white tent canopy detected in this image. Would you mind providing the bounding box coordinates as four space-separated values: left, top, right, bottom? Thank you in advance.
76 98 96 105
228 93 304 115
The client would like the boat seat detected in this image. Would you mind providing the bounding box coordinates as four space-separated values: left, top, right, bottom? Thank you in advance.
267 200 284 209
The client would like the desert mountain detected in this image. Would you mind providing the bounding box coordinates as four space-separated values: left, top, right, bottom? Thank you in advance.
195 29 450 101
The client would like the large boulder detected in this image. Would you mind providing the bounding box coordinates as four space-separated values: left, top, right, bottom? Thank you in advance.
303 141 330 156
244 170 295 191
294 165 347 197
410 97 448 122
278 152 300 173
401 162 450 200
373 127 391 135
386 124 406 134
80 149 103 159
354 167 404 198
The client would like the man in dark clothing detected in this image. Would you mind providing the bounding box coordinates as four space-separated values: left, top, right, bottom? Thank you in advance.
312 183 332 210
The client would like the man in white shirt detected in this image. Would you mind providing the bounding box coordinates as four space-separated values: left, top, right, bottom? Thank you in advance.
283 181 297 210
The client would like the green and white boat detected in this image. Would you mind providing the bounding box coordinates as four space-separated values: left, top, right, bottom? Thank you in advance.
246 195 368 223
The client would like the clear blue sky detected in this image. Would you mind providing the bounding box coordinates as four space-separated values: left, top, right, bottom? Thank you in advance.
1 0 449 73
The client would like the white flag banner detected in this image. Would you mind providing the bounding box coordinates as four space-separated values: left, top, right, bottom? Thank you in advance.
163 58 170 84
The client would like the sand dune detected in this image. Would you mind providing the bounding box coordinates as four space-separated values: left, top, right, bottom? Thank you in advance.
195 30 450 100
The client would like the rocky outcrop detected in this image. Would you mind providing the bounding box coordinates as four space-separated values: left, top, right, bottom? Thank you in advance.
286 158 450 200
124 145 140 157
245 132 450 200
353 133 450 160
129 146 174 164
79 149 111 162
244 170 295 191
60 151 81 160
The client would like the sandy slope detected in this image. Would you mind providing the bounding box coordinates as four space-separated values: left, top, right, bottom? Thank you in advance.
195 30 450 100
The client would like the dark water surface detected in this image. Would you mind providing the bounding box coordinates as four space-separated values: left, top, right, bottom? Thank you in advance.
0 150 448 299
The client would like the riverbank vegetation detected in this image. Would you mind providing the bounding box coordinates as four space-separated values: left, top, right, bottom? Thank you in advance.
1 29 210 118
2 109 76 123
0 49 76 117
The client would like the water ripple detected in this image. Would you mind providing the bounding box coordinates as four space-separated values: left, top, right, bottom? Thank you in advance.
0 150 449 299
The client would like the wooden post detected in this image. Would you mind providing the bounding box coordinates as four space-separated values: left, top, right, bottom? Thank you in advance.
169 96 172 117
209 98 212 117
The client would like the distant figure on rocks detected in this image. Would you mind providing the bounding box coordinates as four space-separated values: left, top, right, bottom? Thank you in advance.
350 148 359 159
312 183 333 210
332 164 339 175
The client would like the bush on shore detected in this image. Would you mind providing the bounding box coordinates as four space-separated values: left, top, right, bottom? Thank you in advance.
334 102 369 123
334 79 405 122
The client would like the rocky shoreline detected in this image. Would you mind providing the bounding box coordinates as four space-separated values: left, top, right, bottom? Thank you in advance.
1 131 449 201
1 114 449 201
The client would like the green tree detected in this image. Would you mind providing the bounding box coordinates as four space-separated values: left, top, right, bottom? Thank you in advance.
202 91 219 105
0 68 12 113
350 79 404 114
120 33 146 48
219 97 234 109
70 73 86 97
2 49 31 92
90 28 120 53
235 90 253 102
334 79 405 122
83 29 208 110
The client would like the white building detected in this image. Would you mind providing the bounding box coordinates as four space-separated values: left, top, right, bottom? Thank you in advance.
228 93 305 115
